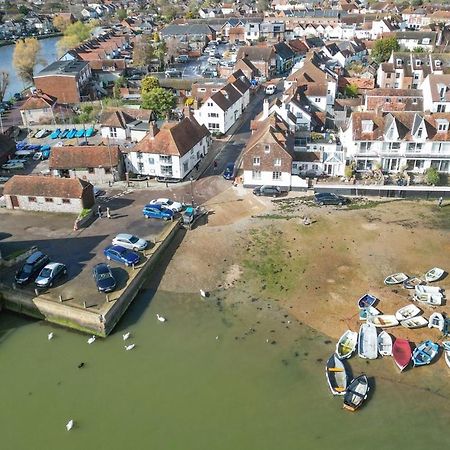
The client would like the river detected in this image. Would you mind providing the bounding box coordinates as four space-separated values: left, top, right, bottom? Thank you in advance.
0 283 448 450
0 36 60 100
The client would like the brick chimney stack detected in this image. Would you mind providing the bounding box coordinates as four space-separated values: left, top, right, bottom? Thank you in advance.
148 122 159 138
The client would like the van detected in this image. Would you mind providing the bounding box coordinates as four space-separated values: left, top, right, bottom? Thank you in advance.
265 84 276 95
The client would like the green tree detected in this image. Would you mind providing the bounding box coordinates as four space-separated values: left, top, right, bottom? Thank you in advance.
344 83 359 98
371 37 400 63
132 35 154 67
257 0 270 12
153 41 167 68
141 76 159 95
13 38 40 84
116 9 127 20
58 21 94 55
424 167 440 186
153 32 160 43
113 76 125 99
18 5 30 15
413 46 425 53
141 87 176 118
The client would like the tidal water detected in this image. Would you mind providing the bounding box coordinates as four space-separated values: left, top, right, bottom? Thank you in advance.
0 287 448 450
0 36 60 99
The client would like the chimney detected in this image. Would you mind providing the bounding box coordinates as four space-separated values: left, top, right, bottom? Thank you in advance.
263 98 269 118
148 122 159 139
183 105 193 119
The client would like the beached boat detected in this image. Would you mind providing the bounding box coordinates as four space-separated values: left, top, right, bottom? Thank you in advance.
384 273 409 285
401 316 428 329
443 342 450 369
85 127 95 137
343 375 369 412
428 312 445 332
359 306 381 320
395 304 421 321
393 338 412 371
378 331 393 356
336 330 358 359
358 323 378 359
412 340 439 367
357 294 377 309
403 277 423 289
66 419 74 431
368 315 399 328
425 267 445 283
325 354 348 396
413 292 443 306
415 285 443 295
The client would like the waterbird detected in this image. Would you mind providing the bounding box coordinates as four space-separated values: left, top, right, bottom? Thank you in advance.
78 362 85 369
48 332 54 340
87 335 96 344
122 332 130 341
66 419 74 431
156 314 166 323
216 336 219 340
125 344 135 351
200 289 208 298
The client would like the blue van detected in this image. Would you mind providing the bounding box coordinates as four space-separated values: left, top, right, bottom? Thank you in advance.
223 162 235 180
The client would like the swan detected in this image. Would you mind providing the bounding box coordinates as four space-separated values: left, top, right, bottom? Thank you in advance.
122 332 130 341
66 419 74 431
87 336 96 344
125 344 135 351
156 314 166 323
48 332 54 340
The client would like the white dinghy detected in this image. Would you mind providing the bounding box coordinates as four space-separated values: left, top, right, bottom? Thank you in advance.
378 331 393 356
401 316 428 329
384 273 409 285
428 313 445 332
368 315 399 328
358 322 378 359
425 267 445 283
336 330 358 359
395 304 421 321
66 419 74 431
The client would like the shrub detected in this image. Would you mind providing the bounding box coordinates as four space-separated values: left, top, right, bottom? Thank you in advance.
424 167 440 186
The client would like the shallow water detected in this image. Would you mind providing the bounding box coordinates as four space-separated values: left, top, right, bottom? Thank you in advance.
0 288 448 450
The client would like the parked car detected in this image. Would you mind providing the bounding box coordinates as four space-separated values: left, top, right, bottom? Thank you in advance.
104 245 140 267
14 92 23 101
142 204 174 221
314 192 348 206
112 233 147 251
35 262 67 288
223 162 235 180
15 251 50 285
149 198 183 212
165 68 182 78
2 161 24 170
208 57 220 65
92 263 116 293
202 69 218 78
265 84 277 95
252 185 282 197
176 54 189 63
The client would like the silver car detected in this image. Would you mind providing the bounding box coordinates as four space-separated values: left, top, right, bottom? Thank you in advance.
112 233 147 251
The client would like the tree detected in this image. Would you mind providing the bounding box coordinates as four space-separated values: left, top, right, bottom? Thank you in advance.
116 9 127 20
18 5 29 16
58 21 93 55
424 167 440 186
257 0 270 12
0 71 9 102
413 46 425 53
13 38 40 85
141 76 159 95
344 83 359 98
141 87 176 118
132 35 154 67
53 15 71 32
153 41 168 67
113 76 125 99
152 32 160 43
371 37 400 63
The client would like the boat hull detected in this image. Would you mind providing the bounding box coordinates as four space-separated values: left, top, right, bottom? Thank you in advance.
395 304 421 321
325 354 348 396
393 338 412 371
368 315 399 328
412 340 439 367
378 331 393 356
336 330 358 359
343 375 369 412
358 323 378 359
384 273 408 285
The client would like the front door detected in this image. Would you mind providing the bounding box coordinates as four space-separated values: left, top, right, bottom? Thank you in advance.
10 195 19 208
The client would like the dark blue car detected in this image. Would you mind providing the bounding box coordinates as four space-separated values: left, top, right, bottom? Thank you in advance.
104 245 140 267
142 204 174 221
92 263 116 292
223 162 235 180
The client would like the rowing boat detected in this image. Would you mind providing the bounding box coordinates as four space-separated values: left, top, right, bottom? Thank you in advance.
343 375 369 412
395 304 421 321
378 331 393 356
358 322 378 359
392 338 412 371
443 342 450 369
367 315 399 328
403 277 423 289
425 267 445 283
384 273 409 285
357 294 377 309
336 330 358 359
412 340 439 367
428 312 445 332
401 316 428 329
325 354 348 396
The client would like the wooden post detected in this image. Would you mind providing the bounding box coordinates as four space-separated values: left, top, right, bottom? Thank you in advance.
59 295 63 302
83 301 87 308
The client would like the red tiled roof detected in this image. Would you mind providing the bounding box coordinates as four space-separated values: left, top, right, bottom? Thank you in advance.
21 93 57 110
49 145 121 170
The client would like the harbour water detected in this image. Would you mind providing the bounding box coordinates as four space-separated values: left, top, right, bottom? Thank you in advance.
0 286 448 450
0 36 60 99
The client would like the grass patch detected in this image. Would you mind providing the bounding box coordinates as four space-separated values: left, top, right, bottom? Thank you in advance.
345 199 396 210
78 208 92 220
431 206 450 230
4 248 28 261
257 214 299 220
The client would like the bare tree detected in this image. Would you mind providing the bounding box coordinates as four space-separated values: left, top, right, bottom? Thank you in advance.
0 71 9 102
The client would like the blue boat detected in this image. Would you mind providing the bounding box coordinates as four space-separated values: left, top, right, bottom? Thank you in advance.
412 340 439 367
40 145 50 152
357 294 377 309
50 128 61 139
66 128 77 139
85 127 95 138
75 129 85 138
59 128 70 139
41 148 51 159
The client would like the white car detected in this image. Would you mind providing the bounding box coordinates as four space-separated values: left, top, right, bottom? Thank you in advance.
149 198 183 212
265 84 277 95
112 233 147 251
35 262 67 288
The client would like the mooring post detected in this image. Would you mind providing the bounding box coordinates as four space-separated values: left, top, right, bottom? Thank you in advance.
83 301 87 308
59 295 63 302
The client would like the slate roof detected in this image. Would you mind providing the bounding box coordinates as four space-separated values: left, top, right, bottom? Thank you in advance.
161 24 214 37
35 60 89 78
237 45 275 62
49 145 121 170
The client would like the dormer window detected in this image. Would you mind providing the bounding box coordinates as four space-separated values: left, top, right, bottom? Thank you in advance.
396 59 402 65
417 128 423 138
415 60 422 66
264 144 271 153
362 119 374 132
421 38 430 45
435 60 442 67
436 119 449 132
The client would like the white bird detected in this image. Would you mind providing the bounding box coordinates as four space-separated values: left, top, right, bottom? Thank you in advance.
215 336 219 340
87 336 96 344
122 332 130 341
48 332 54 340
156 314 166 323
200 289 208 298
125 344 135 351
66 419 74 431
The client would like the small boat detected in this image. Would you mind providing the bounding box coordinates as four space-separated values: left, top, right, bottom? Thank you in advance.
359 306 381 320
443 342 450 368
368 315 399 328
428 313 445 332
378 331 393 356
384 273 409 285
357 294 377 309
412 340 439 367
325 354 348 396
48 332 54 340
156 313 166 323
395 304 421 321
358 322 378 359
413 292 443 306
66 419 74 431
392 338 412 371
122 332 130 341
75 128 85 138
125 344 135 351
66 128 77 139
87 335 96 344
343 375 369 412
403 277 423 289
401 316 428 329
59 128 70 139
50 128 61 139
336 330 358 359
85 127 95 137
415 285 443 295
425 267 445 283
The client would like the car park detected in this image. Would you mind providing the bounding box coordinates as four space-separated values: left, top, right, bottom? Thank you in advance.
223 162 235 180
35 262 67 288
15 251 50 285
112 233 147 251
143 204 174 220
149 198 183 212
314 192 348 206
252 185 282 197
265 84 277 95
92 263 116 293
104 245 140 267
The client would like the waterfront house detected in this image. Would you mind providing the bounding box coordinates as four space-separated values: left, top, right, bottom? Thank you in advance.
19 92 58 126
2 175 94 213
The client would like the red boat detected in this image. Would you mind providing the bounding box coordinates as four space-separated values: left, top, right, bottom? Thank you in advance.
393 338 412 371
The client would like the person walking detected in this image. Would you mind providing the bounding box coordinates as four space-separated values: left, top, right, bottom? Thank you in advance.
213 160 218 173
438 196 443 208
106 207 111 219
97 205 102 218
